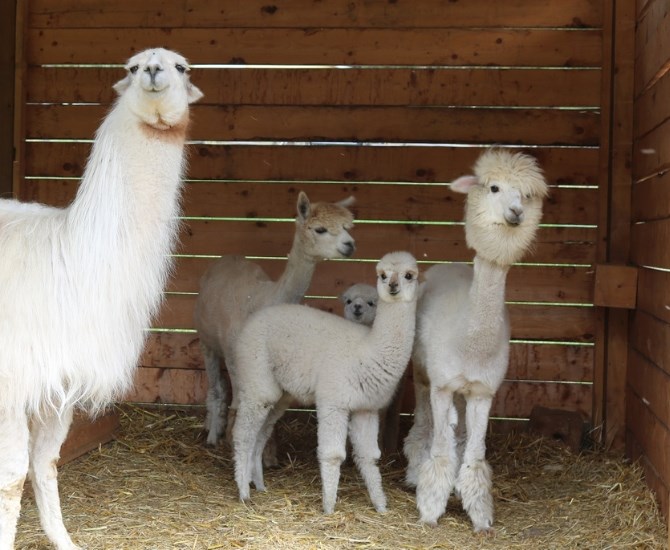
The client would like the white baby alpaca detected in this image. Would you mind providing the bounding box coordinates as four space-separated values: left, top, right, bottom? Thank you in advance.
233 251 419 514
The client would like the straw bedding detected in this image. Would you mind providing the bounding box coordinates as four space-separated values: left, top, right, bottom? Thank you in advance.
15 405 667 549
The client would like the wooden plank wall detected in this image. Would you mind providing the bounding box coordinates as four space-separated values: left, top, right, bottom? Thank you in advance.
19 1 604 429
629 0 670 524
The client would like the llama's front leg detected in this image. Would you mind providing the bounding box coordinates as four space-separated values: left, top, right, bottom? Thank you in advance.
457 394 494 533
29 406 80 550
316 406 349 514
0 410 30 550
403 374 432 487
202 344 227 446
232 401 271 502
349 410 386 513
416 386 458 526
251 393 293 490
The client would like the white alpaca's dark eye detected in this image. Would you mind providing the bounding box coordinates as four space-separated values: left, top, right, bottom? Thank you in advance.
175 64 187 73
380 273 387 281
404 272 414 280
490 185 499 193
129 65 139 74
314 227 327 234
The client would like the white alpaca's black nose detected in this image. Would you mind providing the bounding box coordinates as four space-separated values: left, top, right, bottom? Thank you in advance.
145 61 163 78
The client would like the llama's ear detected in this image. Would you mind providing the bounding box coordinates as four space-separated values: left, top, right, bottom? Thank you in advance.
337 195 355 209
113 74 132 95
297 191 311 221
187 82 204 104
450 175 479 194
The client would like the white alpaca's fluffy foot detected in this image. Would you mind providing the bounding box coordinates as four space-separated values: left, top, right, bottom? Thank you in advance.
416 456 456 526
457 459 494 532
403 424 431 488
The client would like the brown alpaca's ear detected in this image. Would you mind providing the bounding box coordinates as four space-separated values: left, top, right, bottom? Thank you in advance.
113 74 132 95
296 191 311 222
450 175 479 194
337 196 355 209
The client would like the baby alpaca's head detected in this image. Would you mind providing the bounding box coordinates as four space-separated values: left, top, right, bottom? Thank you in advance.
451 148 548 266
376 251 419 304
340 283 378 326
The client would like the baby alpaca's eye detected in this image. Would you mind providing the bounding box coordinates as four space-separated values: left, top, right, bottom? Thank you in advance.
129 65 139 74
346 299 352 305
380 273 387 281
367 301 374 307
404 272 414 280
175 64 187 73
490 185 499 193
314 227 327 234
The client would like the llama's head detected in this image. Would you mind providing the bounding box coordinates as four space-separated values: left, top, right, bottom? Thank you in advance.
294 191 356 260
451 148 548 266
113 48 203 131
341 283 378 326
376 251 419 304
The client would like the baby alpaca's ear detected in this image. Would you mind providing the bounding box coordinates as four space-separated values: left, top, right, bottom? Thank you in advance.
450 175 479 194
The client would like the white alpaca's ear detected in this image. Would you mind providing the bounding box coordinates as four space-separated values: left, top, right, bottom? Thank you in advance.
337 196 355 209
297 191 311 222
450 175 479 194
113 75 132 95
187 83 204 104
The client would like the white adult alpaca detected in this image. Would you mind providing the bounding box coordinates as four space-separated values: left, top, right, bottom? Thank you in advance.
403 149 547 532
194 191 355 460
340 283 378 326
232 251 419 514
0 48 202 550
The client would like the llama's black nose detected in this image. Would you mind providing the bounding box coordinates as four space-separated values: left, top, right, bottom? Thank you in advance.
145 62 163 77
354 304 362 314
342 241 355 257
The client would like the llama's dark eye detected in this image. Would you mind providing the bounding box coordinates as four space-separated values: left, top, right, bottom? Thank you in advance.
129 65 139 74
314 227 327 234
346 299 352 305
380 273 387 281
175 64 187 73
405 272 414 280
367 301 374 307
490 185 499 193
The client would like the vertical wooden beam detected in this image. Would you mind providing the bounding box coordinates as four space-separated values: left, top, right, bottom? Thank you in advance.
12 0 27 197
595 0 635 450
0 0 17 198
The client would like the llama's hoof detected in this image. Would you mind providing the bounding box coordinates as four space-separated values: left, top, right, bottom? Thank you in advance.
419 517 438 528
205 432 221 446
474 525 496 537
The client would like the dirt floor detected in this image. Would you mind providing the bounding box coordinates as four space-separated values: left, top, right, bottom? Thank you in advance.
15 405 668 549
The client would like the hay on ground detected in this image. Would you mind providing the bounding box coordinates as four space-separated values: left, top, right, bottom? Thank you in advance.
15 405 668 549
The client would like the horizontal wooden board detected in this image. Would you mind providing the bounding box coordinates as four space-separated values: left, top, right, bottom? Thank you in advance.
633 116 670 180
26 66 603 107
627 387 670 485
26 104 600 146
26 28 603 67
636 268 670 325
29 0 604 29
168 257 594 303
634 0 670 94
628 351 670 430
634 68 670 139
139 332 594 383
21 179 600 226
630 218 670 269
177 219 597 264
153 293 595 341
631 311 670 375
632 171 670 222
24 142 601 185
125 364 592 419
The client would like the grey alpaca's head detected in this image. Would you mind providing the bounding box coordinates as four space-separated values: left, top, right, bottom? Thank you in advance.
375 251 419 304
450 148 548 266
341 283 378 326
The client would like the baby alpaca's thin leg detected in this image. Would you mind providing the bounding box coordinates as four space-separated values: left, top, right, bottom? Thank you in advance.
458 394 494 533
416 386 458 526
0 409 30 550
349 410 386 513
252 394 293 488
233 401 272 501
202 344 227 446
316 406 349 514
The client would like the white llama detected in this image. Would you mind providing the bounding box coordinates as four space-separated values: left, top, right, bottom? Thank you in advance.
232 251 419 514
193 191 355 464
0 48 202 550
340 283 378 326
403 149 548 532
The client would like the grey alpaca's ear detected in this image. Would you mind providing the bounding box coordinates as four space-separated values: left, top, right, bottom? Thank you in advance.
337 196 355 209
296 191 311 222
450 175 479 194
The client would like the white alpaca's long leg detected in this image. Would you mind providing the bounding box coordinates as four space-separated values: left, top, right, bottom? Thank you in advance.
452 393 467 498
0 409 30 550
250 393 293 491
202 343 227 446
416 387 458 526
29 406 80 550
457 395 494 533
349 410 386 513
316 406 349 514
403 376 432 487
232 400 272 502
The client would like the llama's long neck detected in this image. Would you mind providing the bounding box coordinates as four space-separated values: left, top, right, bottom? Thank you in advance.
272 233 318 304
465 255 509 345
367 299 417 374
